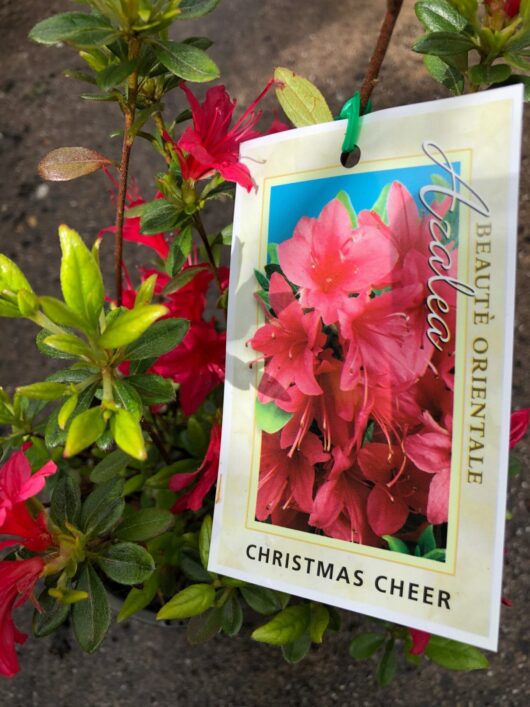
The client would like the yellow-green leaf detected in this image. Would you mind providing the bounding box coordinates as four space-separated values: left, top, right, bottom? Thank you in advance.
110 408 147 461
64 407 106 457
274 67 332 127
98 305 168 349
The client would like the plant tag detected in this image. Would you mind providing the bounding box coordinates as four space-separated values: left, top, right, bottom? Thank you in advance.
209 86 523 650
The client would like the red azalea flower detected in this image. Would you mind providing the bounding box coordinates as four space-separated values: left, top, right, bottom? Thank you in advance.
408 627 431 655
99 194 169 260
169 81 287 192
509 408 530 449
170 423 221 512
249 272 326 399
152 320 225 416
278 199 398 325
0 557 44 677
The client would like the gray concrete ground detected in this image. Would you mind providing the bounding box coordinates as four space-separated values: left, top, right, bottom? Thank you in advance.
0 0 529 705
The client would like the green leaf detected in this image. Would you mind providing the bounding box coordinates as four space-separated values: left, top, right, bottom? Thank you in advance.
113 379 143 419
503 52 530 73
110 408 147 461
41 296 89 331
413 31 475 56
72 563 111 653
508 454 522 478
124 318 189 360
33 592 70 638
0 254 33 297
64 406 106 457
117 570 159 623
167 225 193 276
415 0 469 33
274 67 333 127
418 525 437 556
186 607 223 645
377 639 397 687
59 225 104 329
153 40 219 83
162 265 209 295
447 0 477 21
98 304 168 349
371 183 391 222
221 594 243 637
199 514 212 569
43 333 95 360
309 603 329 644
127 374 175 405
240 585 286 615
349 632 385 659
50 474 81 528
29 12 119 47
178 0 220 19
38 147 112 182
506 29 530 52
424 548 446 562
81 477 125 537
425 636 489 670
96 59 137 91
382 535 410 554
423 55 464 94
115 508 174 542
157 583 216 620
16 382 68 401
336 191 357 227
17 289 39 318
255 400 293 434
139 200 181 234
281 632 311 664
90 448 132 483
468 63 512 86
251 605 310 646
144 457 197 489
97 542 155 585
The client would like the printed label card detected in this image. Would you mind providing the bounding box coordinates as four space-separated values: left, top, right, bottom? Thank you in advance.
208 85 523 650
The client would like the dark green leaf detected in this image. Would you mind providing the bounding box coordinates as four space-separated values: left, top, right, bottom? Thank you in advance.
418 525 437 556
281 631 311 663
162 265 209 295
168 225 193 276
468 63 512 86
425 636 489 670
240 585 285 615
115 508 174 542
90 448 132 483
72 563 111 653
157 584 216 620
508 454 522 478
97 59 137 91
199 514 212 569
423 55 464 94
413 31 475 56
153 40 219 83
221 594 243 637
29 12 119 47
251 605 310 646
349 632 385 659
178 0 220 19
424 548 446 562
183 36 213 50
377 639 397 687
50 473 81 528
415 0 470 33
113 379 143 419
382 535 410 554
97 542 155 585
180 552 213 583
33 592 70 638
124 318 189 360
139 200 181 234
186 607 223 644
81 477 125 537
127 374 175 405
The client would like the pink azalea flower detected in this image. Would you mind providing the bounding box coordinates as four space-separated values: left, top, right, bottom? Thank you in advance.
404 412 452 525
170 423 221 512
509 408 530 449
152 320 225 416
249 273 325 399
408 627 431 655
0 557 44 677
256 429 329 521
278 199 398 325
168 81 287 192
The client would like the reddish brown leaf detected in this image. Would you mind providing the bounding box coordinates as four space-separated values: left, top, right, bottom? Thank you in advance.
38 147 112 182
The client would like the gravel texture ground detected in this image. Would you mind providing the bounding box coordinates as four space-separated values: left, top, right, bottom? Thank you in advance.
0 1 529 705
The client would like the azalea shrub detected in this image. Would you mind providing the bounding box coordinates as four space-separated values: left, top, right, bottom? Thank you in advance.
0 0 529 688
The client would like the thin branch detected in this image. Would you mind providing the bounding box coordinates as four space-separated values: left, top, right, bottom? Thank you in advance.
193 213 222 292
114 37 141 306
359 0 404 113
142 419 171 464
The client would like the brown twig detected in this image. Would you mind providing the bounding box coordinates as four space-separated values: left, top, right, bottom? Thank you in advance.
359 0 404 113
114 37 141 306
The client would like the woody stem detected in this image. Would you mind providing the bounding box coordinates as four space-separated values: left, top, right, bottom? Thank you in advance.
359 0 404 113
193 213 222 291
114 37 140 306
